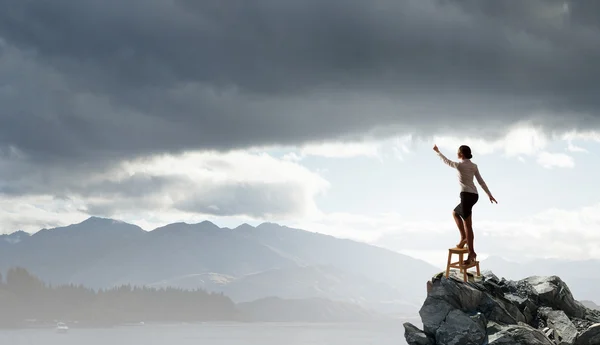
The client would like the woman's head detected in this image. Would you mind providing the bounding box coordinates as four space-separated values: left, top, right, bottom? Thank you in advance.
457 145 472 159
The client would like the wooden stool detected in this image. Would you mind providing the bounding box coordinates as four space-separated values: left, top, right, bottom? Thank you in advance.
445 247 480 282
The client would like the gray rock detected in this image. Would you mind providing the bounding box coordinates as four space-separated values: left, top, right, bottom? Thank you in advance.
572 318 595 333
584 309 600 324
482 270 500 283
435 309 486 345
505 292 538 315
403 322 434 345
433 276 488 311
426 276 526 326
486 294 528 325
538 307 577 345
543 327 557 341
522 276 586 319
575 323 600 345
486 321 505 337
414 272 597 345
419 296 455 337
488 323 554 345
523 305 536 324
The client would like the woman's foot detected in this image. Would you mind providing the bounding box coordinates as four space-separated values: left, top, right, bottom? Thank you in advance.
463 253 477 265
456 239 467 249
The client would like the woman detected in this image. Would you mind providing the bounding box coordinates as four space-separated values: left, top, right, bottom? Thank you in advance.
433 144 497 265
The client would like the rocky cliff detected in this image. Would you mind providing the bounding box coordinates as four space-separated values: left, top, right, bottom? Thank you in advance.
404 271 600 345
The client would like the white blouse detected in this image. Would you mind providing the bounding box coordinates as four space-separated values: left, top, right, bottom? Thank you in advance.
437 152 492 196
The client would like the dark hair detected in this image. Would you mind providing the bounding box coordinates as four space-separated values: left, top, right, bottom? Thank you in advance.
459 145 472 159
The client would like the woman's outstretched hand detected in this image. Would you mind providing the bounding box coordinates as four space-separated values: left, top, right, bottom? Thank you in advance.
433 144 440 153
489 195 498 204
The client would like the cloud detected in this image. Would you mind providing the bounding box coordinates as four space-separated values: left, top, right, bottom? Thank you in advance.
0 150 329 230
288 212 407 243
300 142 381 159
536 151 575 169
562 130 600 143
372 202 600 265
283 134 414 161
433 123 588 168
0 0 599 168
433 123 549 157
0 195 88 233
566 140 588 153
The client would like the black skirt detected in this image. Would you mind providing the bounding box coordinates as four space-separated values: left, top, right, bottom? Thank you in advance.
454 192 479 219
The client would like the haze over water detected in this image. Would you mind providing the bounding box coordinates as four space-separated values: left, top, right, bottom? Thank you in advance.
0 322 408 345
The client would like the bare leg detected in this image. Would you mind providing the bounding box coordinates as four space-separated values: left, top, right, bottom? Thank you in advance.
452 211 467 248
463 215 476 263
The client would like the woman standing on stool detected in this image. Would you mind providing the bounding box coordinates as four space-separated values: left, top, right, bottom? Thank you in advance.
433 144 497 265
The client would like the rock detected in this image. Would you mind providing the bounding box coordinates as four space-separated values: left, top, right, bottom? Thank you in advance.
419 296 454 337
435 309 486 345
488 323 554 345
403 322 434 345
575 323 600 345
486 321 505 337
584 309 600 324
522 276 586 319
504 292 538 316
543 327 557 341
427 275 527 326
431 275 487 311
482 270 500 283
411 271 599 345
485 294 528 325
572 318 595 333
538 307 577 345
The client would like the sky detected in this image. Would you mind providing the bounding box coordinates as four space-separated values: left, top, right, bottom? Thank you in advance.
0 0 599 265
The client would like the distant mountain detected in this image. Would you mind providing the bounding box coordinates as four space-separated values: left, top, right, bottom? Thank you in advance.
0 217 439 315
67 221 300 288
238 297 390 323
0 230 30 245
482 255 600 303
149 265 421 314
0 217 146 285
233 222 434 295
581 300 600 310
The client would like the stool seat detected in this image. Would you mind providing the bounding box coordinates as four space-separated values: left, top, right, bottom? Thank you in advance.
445 247 481 282
448 247 469 254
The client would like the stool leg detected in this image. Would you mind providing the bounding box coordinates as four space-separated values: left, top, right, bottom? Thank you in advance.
446 251 452 278
458 252 466 282
476 262 480 276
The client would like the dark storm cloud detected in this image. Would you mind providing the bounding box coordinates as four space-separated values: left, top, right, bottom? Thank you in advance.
0 0 599 162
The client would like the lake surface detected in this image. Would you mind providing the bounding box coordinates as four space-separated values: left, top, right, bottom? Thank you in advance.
0 321 415 345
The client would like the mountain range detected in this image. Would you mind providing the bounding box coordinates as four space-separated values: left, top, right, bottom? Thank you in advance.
0 217 439 316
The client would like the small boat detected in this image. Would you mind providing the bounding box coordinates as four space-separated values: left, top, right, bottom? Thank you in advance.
122 321 145 327
55 322 69 333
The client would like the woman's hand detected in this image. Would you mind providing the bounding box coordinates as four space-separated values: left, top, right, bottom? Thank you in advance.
489 195 498 204
433 144 440 153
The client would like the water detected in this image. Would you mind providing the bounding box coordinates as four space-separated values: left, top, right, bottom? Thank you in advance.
0 322 412 345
